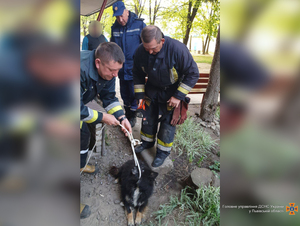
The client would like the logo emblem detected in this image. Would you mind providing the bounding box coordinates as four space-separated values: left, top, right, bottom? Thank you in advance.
286 203 298 215
115 6 118 11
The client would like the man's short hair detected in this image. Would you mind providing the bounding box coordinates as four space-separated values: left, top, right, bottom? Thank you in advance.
141 25 163 43
95 42 125 64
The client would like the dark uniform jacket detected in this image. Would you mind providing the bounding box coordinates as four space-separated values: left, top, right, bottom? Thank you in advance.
132 36 199 103
80 50 124 126
111 11 146 81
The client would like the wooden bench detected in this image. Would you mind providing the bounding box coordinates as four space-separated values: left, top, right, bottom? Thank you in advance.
189 73 210 104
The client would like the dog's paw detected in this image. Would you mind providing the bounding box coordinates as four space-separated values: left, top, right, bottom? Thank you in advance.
135 211 145 225
127 212 135 226
127 221 135 226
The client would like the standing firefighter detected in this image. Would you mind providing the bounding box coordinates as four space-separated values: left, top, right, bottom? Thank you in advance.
133 26 199 167
111 1 146 127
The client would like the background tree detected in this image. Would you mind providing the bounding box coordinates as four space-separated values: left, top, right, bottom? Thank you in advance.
80 7 114 42
160 0 191 41
148 0 162 25
127 0 146 18
182 0 201 45
200 27 220 121
160 0 216 47
194 0 220 54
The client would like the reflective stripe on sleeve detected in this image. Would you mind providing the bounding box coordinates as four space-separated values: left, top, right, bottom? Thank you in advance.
177 83 193 95
83 108 98 123
105 102 123 114
134 84 145 93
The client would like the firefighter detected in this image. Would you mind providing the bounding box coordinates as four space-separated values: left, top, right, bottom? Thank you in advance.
80 42 131 174
133 25 199 167
110 1 146 127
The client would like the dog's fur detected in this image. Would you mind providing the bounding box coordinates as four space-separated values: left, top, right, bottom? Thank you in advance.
110 160 158 226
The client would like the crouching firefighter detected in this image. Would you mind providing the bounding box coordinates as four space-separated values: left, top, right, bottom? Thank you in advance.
133 25 199 167
81 42 132 173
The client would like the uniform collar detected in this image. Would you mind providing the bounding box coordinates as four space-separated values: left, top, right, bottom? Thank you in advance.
113 11 137 28
127 11 137 27
155 37 168 59
89 50 101 81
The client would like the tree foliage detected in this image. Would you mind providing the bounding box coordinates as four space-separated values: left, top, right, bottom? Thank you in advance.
194 0 220 54
80 0 220 52
126 0 146 18
159 0 189 40
80 7 115 40
158 0 219 49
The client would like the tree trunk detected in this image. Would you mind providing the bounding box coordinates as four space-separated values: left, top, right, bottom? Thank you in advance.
189 35 192 51
183 0 201 45
205 37 211 54
149 0 152 24
202 35 209 54
200 27 220 122
82 19 87 36
152 0 159 25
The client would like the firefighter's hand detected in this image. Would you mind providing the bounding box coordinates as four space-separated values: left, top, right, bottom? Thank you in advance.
120 118 132 136
167 96 181 108
102 113 120 126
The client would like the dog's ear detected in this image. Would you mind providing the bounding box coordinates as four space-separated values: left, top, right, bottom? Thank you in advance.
109 166 119 178
150 171 158 179
131 167 138 175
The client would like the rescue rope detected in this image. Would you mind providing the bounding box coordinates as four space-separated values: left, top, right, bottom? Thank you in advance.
80 123 142 180
118 123 142 180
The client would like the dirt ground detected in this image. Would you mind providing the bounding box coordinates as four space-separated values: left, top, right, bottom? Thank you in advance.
80 103 220 226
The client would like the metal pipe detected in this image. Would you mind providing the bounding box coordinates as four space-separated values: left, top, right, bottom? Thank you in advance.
97 0 108 21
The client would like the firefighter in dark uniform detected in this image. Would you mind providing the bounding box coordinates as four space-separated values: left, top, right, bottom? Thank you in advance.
110 1 146 127
133 26 199 167
80 42 132 174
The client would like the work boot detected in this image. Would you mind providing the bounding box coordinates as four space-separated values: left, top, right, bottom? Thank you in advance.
80 204 91 219
135 142 154 153
129 115 137 128
80 164 99 174
152 149 170 167
126 110 136 128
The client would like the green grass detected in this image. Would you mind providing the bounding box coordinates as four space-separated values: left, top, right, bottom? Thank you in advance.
154 186 220 226
192 54 213 64
173 117 217 162
209 160 220 172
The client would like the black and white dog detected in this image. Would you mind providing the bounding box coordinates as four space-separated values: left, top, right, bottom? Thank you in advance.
110 160 158 225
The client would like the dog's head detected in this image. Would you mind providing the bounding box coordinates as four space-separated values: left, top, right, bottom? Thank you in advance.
131 164 158 181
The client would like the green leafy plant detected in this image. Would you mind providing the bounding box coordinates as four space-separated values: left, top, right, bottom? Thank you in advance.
209 160 220 172
154 186 220 226
197 156 205 167
173 117 217 162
